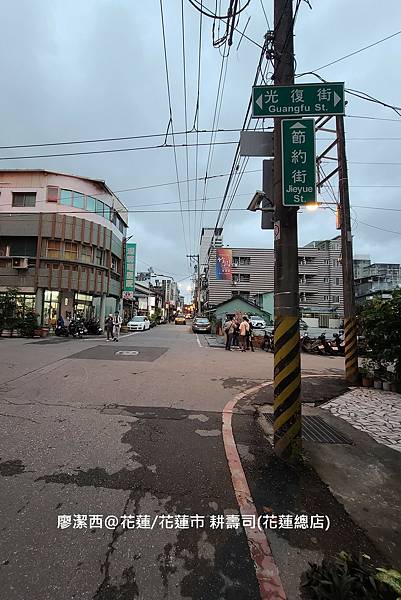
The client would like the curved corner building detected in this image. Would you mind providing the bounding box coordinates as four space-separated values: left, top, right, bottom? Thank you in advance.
0 169 129 328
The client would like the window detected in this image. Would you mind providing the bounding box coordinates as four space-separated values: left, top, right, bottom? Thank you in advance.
86 196 96 213
81 245 92 263
65 242 78 261
111 255 118 271
72 192 85 210
239 273 250 282
332 295 340 303
47 240 61 258
323 295 329 301
239 291 250 299
95 199 104 216
232 274 239 283
104 205 111 220
12 192 36 207
60 189 72 206
323 259 330 265
47 186 59 202
323 277 329 283
335 277 340 285
239 257 250 266
95 249 103 266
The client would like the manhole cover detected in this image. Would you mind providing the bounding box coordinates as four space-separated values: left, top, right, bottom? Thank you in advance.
264 414 352 444
68 346 168 362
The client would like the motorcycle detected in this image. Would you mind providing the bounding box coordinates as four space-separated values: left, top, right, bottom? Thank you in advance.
55 324 69 337
301 333 326 355
262 330 274 352
85 318 103 335
331 333 345 356
68 318 85 339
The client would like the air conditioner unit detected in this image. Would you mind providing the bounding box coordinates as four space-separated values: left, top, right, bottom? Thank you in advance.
12 257 29 269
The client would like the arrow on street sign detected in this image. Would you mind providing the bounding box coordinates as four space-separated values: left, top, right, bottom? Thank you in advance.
256 94 263 110
334 91 341 107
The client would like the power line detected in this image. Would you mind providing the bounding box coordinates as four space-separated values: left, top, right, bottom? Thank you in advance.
346 114 401 123
297 29 401 75
159 0 190 270
0 140 239 161
181 0 192 253
192 0 203 255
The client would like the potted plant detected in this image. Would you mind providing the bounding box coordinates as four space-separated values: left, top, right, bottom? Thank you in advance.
360 359 374 388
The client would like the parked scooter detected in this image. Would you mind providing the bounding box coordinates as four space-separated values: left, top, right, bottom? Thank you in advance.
331 332 345 356
55 324 69 337
262 330 274 352
69 318 85 339
301 333 326 355
85 318 103 335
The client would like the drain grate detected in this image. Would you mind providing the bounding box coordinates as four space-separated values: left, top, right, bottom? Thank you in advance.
264 414 352 444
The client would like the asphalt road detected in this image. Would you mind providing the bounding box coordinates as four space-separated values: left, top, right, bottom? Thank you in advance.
0 325 345 599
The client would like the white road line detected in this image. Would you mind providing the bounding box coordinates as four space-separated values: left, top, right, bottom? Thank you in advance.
119 331 140 338
196 334 202 348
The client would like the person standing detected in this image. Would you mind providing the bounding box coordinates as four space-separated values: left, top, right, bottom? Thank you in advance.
244 316 255 352
112 311 123 342
224 317 235 351
239 317 250 352
105 314 114 341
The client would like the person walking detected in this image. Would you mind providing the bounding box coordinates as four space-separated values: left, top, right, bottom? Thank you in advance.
105 314 114 341
239 316 250 352
112 311 123 342
244 316 255 352
224 316 235 351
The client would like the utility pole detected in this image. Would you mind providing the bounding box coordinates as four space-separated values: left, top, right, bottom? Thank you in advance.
337 115 359 383
273 0 302 461
187 253 201 315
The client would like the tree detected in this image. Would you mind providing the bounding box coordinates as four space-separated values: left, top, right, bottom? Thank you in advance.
0 288 20 334
359 289 401 381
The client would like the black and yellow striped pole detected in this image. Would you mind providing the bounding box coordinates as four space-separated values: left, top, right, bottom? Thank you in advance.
272 0 302 462
337 116 359 384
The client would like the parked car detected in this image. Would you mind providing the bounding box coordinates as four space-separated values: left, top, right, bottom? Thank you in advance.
192 317 211 334
175 315 186 325
127 316 151 331
249 315 267 329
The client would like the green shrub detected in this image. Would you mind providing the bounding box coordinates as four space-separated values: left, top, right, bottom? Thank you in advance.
301 553 400 600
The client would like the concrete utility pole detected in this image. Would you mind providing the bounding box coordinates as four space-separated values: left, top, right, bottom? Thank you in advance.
187 254 201 315
337 115 359 383
273 0 302 461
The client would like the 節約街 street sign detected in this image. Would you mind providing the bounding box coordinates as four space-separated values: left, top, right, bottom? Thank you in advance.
282 119 316 206
252 82 344 118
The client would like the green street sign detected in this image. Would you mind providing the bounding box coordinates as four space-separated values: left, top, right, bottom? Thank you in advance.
124 242 136 292
282 119 316 206
252 82 344 117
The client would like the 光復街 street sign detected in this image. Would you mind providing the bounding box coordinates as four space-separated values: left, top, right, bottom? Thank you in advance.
282 119 316 206
252 83 344 118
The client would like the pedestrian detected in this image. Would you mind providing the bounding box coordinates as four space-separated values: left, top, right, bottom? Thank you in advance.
239 317 250 352
112 311 123 342
105 314 114 341
232 318 240 348
224 316 235 351
244 316 255 352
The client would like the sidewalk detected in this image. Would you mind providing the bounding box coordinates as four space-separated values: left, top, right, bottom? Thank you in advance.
232 378 401 598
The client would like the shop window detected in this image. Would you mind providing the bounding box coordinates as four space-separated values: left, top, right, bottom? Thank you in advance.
47 240 61 258
81 244 93 263
60 190 72 206
86 196 96 213
65 242 78 261
47 186 59 203
12 192 36 207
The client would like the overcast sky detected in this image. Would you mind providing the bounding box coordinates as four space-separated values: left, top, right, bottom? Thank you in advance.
1 1 400 301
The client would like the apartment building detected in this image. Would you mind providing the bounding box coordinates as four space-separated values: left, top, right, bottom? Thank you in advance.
0 169 128 327
353 256 401 303
203 236 343 327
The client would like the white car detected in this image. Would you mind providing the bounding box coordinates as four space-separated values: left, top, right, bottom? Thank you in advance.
127 316 150 331
249 315 267 329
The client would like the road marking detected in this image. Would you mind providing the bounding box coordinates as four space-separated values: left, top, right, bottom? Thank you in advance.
115 350 139 356
222 381 287 600
196 334 202 348
119 331 140 338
